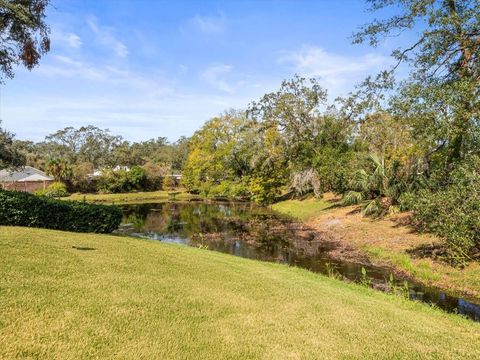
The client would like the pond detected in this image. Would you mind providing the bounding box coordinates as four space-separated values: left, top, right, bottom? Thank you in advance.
115 201 480 322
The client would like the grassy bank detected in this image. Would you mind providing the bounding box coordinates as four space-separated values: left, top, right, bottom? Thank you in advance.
272 197 333 220
363 245 480 298
274 197 480 299
1 226 479 359
64 190 198 204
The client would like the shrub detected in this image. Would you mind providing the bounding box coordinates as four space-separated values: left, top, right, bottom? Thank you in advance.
248 175 284 204
398 192 416 211
162 175 175 191
35 181 69 198
71 162 96 192
97 166 148 193
411 157 480 259
341 153 425 218
0 190 122 233
128 166 148 189
208 180 250 199
97 169 129 193
314 148 357 194
141 162 165 191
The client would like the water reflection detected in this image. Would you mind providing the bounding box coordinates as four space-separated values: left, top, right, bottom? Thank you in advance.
116 201 480 322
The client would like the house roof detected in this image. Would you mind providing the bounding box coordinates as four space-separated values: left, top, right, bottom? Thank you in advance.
17 174 54 182
0 166 54 182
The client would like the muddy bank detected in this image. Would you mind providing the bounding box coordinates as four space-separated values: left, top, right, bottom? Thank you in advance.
304 204 480 300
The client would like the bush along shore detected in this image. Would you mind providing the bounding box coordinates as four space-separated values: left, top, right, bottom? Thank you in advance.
0 190 122 233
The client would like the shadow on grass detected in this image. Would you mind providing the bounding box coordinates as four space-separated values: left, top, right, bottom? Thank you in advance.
72 246 96 251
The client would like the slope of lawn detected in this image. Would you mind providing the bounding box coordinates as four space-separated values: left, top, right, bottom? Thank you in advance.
272 196 334 220
1 227 479 359
64 190 197 204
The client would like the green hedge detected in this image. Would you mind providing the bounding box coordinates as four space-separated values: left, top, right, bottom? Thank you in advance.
0 190 122 233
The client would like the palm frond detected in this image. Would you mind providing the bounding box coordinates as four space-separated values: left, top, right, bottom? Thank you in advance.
341 191 364 205
352 170 369 191
362 198 385 217
368 153 382 169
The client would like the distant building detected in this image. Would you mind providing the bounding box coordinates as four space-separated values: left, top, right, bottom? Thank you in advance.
90 166 131 178
0 166 54 193
166 173 182 186
168 173 182 181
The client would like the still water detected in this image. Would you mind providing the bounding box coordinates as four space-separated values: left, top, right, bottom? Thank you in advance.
115 201 480 322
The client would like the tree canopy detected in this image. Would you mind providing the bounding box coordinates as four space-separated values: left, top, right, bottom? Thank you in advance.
355 0 480 167
0 0 50 81
0 122 24 168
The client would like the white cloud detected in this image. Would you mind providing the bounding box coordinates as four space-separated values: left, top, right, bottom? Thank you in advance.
51 30 82 48
189 14 225 34
37 55 106 80
3 90 251 142
279 46 390 93
86 16 128 58
36 55 174 98
201 64 236 93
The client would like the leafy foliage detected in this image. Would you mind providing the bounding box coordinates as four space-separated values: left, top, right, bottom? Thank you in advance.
35 181 69 198
45 158 72 182
43 126 123 168
0 0 50 81
342 154 388 216
355 0 480 169
0 123 25 169
182 77 356 203
411 157 480 259
97 166 148 194
0 189 122 233
182 110 258 198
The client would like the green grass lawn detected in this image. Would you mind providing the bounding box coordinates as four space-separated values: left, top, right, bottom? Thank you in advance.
272 197 333 220
1 227 479 359
64 190 197 204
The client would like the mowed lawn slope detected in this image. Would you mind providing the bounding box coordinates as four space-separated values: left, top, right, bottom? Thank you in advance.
1 227 479 359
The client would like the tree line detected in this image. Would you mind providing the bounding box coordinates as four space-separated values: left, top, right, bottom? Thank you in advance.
182 0 480 260
4 125 189 193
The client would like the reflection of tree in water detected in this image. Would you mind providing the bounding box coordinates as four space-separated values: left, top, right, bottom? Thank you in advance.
121 202 344 275
165 203 182 232
122 203 156 220
240 217 294 262
176 203 247 237
125 214 145 230
121 202 307 262
121 202 252 238
121 203 168 233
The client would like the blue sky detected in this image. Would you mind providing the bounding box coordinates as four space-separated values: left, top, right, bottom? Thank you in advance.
3 0 404 142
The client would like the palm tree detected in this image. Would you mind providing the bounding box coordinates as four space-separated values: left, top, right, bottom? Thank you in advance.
341 154 417 217
46 158 72 182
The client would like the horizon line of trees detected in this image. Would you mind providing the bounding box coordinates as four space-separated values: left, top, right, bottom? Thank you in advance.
1 124 189 193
